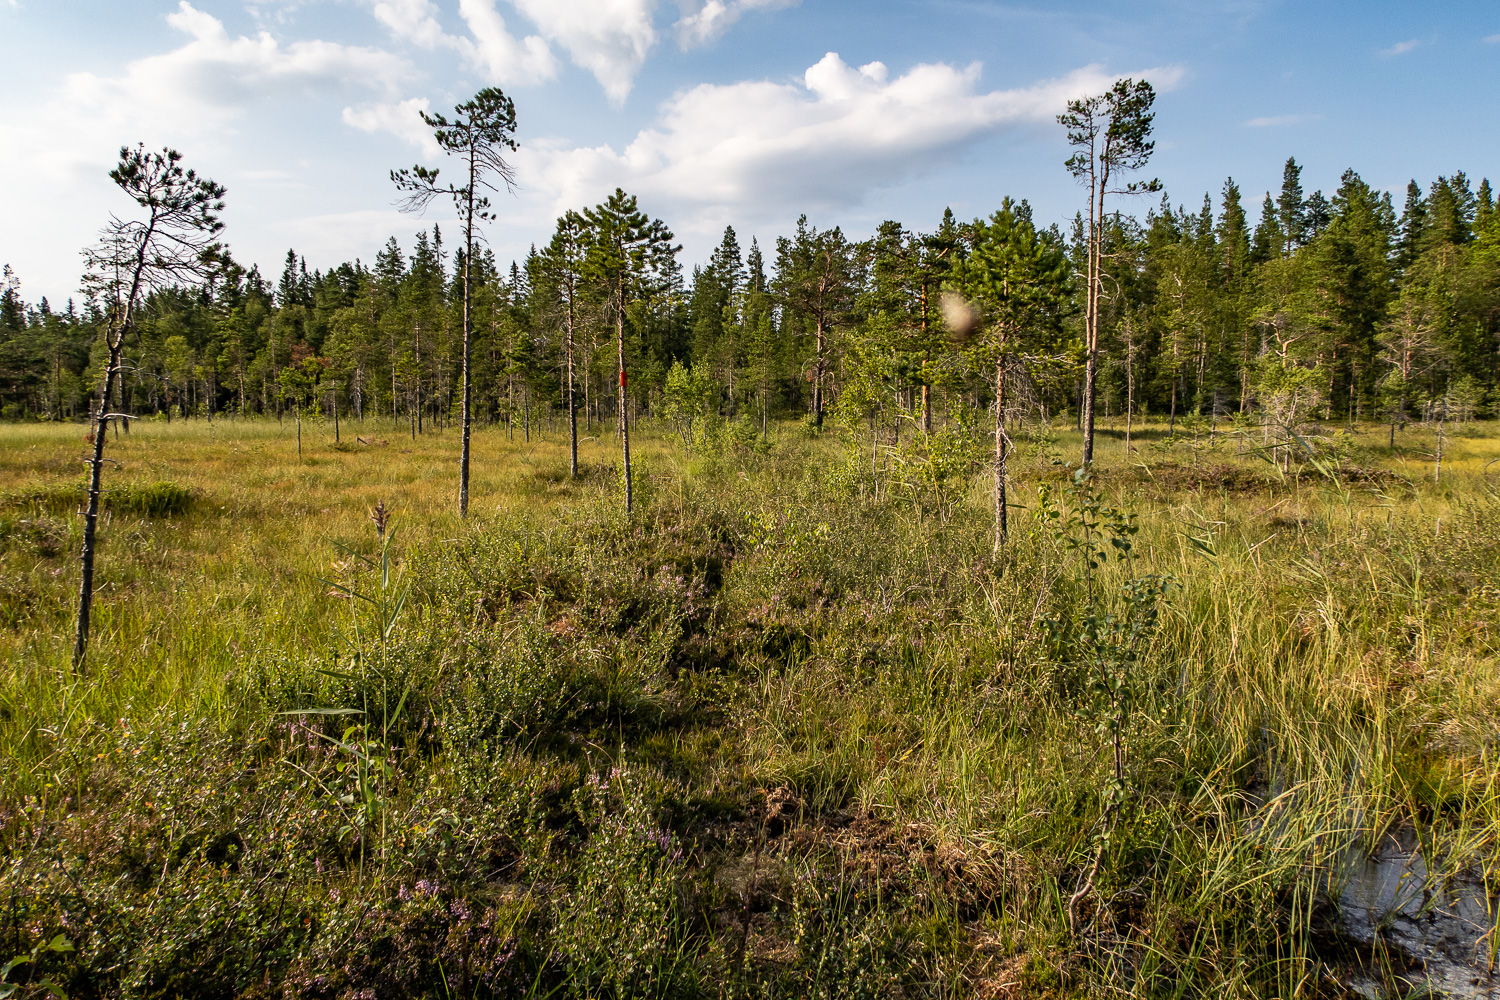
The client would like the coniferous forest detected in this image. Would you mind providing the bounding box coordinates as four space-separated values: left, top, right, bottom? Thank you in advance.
3 157 1498 440
5 81 1500 1000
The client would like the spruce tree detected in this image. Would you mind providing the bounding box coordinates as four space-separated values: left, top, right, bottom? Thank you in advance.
1278 156 1306 254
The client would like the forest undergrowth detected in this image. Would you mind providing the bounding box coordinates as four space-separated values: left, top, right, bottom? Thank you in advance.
1 414 1498 999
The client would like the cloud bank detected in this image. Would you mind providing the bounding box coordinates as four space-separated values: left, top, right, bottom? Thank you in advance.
357 0 794 104
509 54 1181 234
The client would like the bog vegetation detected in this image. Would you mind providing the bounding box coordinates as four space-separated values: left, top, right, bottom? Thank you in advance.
2 80 1500 998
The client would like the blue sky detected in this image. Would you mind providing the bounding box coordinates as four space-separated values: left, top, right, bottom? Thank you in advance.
2 0 1497 304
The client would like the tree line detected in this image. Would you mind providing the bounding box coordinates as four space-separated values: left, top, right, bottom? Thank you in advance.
3 159 1495 442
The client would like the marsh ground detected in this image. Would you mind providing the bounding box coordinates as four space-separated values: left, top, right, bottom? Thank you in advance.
2 413 1498 998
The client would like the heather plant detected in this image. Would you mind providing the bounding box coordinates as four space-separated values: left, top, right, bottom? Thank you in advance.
551 767 695 998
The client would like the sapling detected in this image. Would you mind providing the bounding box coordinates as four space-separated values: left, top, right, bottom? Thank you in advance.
1036 469 1169 933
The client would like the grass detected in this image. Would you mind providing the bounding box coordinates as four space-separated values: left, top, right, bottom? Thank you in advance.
1 409 1498 998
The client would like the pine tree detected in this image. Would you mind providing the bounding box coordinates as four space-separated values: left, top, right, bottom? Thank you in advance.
955 198 1070 549
392 87 520 516
1058 76 1162 464
76 145 225 670
581 189 678 513
540 211 590 476
774 216 858 430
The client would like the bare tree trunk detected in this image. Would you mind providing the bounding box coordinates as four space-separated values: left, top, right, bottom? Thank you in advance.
617 299 632 513
567 302 578 477
75 335 126 672
994 353 1008 554
1081 175 1103 465
813 317 825 430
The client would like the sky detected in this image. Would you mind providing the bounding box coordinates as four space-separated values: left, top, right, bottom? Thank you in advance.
1 0 1498 305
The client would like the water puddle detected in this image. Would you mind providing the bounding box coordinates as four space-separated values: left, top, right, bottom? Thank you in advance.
1332 827 1499 998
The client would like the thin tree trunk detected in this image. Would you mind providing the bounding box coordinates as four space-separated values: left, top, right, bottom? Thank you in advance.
813 317 825 429
994 352 1008 553
568 307 578 477
75 333 126 672
617 298 632 513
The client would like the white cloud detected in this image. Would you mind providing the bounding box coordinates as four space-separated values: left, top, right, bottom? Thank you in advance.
243 0 314 25
1379 39 1421 56
1245 113 1319 127
1485 33 1500 44
359 0 559 87
343 97 441 156
676 0 796 48
369 0 451 48
0 2 414 297
507 0 657 104
358 0 784 102
516 53 1183 235
44 1 409 153
457 0 559 85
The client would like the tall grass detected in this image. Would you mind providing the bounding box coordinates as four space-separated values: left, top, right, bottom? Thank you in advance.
0 413 1496 997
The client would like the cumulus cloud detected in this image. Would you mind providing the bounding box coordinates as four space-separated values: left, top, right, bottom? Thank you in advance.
1245 113 1319 127
506 0 657 104
0 1 415 299
359 0 559 88
43 0 409 155
516 53 1182 235
356 0 788 102
368 0 451 48
343 97 441 156
457 0 560 85
243 0 314 25
676 0 796 48
1379 39 1422 56
1485 33 1500 44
